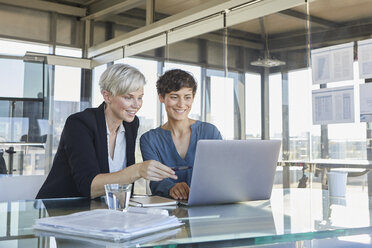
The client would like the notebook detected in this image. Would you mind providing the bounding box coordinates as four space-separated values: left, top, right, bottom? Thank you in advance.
182 139 281 206
130 195 178 207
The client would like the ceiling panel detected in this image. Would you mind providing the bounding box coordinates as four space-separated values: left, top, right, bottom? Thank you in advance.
154 0 214 15
231 13 314 35
293 0 372 23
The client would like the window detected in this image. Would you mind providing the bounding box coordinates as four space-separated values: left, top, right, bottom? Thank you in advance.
326 63 367 160
210 75 234 139
269 73 282 140
92 64 107 108
245 73 261 139
288 69 312 160
0 39 49 56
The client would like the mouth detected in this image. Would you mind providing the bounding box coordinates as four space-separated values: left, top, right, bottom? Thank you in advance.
174 109 186 114
126 110 137 116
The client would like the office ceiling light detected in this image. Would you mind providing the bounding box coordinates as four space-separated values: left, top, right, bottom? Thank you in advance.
251 17 285 68
250 57 286 68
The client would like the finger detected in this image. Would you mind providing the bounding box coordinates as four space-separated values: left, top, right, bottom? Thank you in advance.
176 183 189 199
181 183 190 198
146 168 177 181
176 185 188 199
171 187 182 199
146 175 165 181
149 165 178 180
169 190 178 200
176 185 189 200
146 170 174 181
154 163 177 175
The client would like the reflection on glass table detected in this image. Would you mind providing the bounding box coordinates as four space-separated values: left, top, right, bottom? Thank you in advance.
2 188 372 247
277 160 372 193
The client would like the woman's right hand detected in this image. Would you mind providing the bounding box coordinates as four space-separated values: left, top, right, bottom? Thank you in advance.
138 160 178 181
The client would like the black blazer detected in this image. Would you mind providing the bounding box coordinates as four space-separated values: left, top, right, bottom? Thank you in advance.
36 103 139 199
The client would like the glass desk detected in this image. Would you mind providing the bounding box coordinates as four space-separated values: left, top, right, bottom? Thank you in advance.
278 159 372 169
1 188 372 247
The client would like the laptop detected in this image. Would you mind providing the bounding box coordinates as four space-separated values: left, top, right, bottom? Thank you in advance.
182 139 281 206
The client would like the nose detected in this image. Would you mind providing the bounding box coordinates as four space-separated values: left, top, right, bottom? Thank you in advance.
131 98 139 108
177 98 185 107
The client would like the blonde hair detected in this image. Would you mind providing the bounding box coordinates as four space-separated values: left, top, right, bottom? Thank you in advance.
99 63 145 96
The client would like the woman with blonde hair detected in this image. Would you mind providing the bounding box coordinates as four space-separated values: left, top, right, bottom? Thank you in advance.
37 64 176 199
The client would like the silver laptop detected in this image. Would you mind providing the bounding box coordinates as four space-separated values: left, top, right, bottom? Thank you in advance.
183 139 281 206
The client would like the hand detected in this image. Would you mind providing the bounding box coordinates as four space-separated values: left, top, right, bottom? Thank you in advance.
138 160 178 181
169 182 190 200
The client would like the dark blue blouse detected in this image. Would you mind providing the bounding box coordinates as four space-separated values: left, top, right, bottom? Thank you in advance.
140 120 222 197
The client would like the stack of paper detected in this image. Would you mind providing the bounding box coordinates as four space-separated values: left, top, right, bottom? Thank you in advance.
35 227 181 247
33 208 182 242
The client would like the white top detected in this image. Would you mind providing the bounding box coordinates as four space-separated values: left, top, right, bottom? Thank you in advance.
106 122 127 173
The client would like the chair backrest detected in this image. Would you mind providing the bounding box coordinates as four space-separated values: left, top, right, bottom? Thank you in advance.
0 175 47 202
0 149 6 174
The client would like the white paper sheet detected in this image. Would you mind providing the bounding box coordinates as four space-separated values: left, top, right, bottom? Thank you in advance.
359 83 372 122
358 39 372 79
312 86 354 125
311 42 354 84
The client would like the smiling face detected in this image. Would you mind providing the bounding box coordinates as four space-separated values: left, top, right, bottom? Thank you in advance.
159 87 194 122
103 87 144 122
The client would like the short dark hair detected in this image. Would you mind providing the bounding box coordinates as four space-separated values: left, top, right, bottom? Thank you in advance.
156 69 197 97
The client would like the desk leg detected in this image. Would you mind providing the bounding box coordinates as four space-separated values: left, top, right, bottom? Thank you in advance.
368 122 372 196
283 166 290 188
367 171 372 197
321 168 328 190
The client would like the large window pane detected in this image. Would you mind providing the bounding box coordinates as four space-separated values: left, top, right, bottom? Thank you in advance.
0 39 49 56
288 69 312 160
55 46 82 58
53 65 81 156
0 59 44 98
210 75 234 140
269 73 282 140
245 73 261 139
0 59 25 98
54 66 81 102
92 64 107 108
326 63 366 160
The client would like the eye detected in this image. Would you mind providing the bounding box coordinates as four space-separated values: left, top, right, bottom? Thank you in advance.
124 95 132 100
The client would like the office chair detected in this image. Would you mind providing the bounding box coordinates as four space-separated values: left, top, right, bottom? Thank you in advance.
0 149 7 174
0 175 47 201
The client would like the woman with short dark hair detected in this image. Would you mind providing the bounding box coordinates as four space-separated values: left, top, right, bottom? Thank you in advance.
140 69 222 200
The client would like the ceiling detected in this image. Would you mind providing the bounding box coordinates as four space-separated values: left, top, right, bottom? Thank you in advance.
2 0 371 45
40 0 372 32
1 0 371 70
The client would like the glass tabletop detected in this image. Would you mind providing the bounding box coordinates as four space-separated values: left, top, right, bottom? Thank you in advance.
1 188 372 247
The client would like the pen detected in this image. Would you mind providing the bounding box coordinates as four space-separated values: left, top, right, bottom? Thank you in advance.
171 165 193 171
